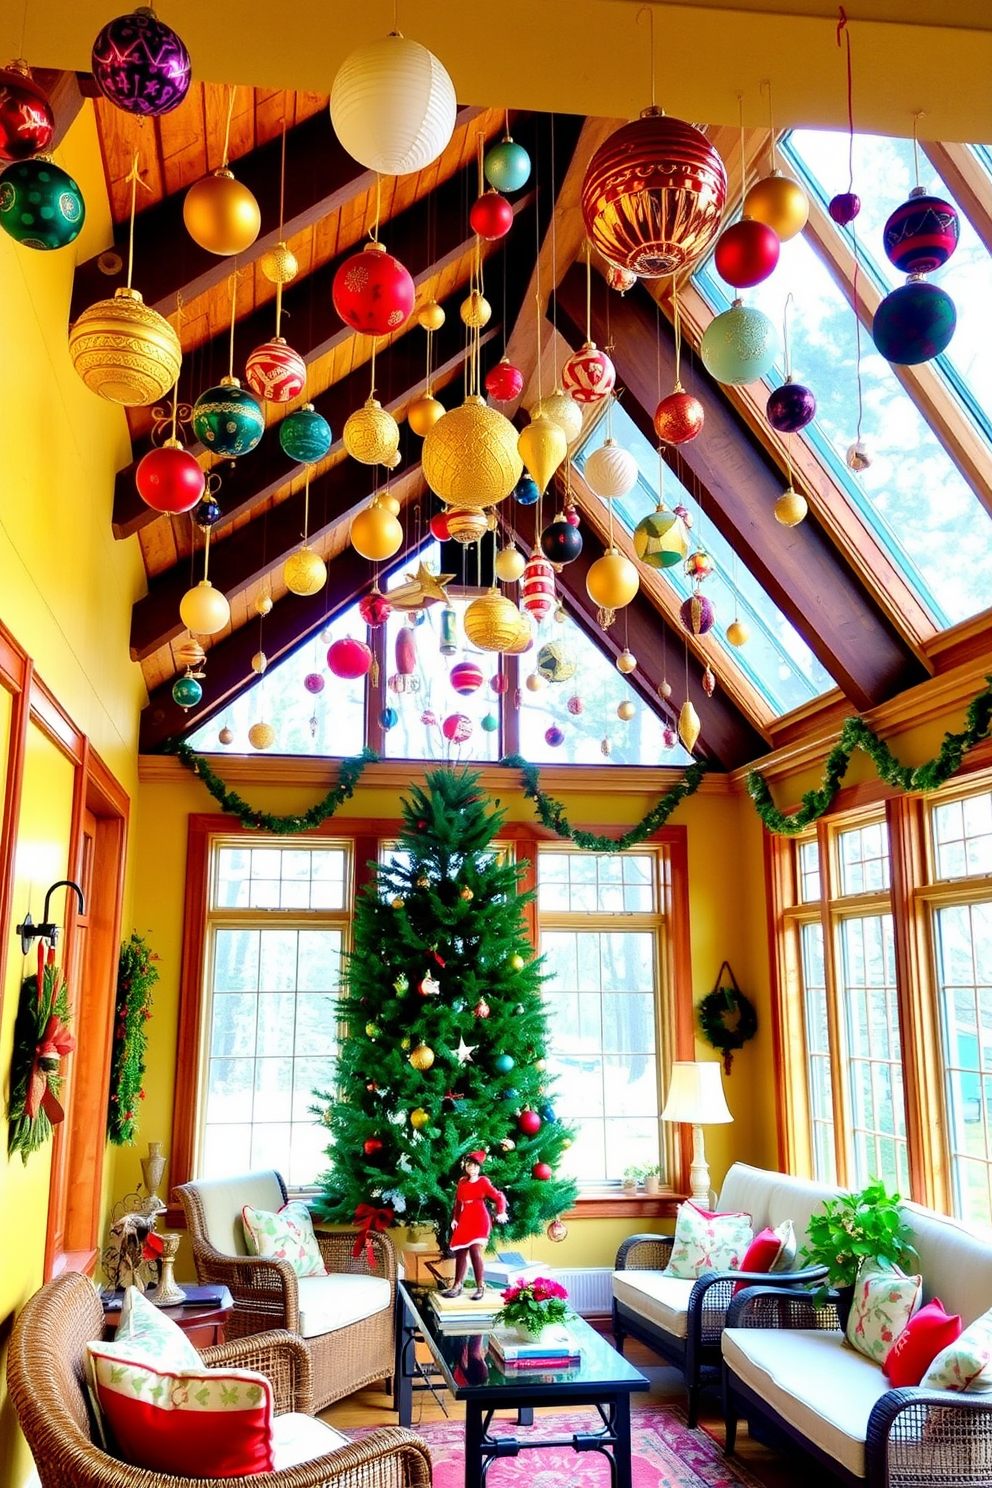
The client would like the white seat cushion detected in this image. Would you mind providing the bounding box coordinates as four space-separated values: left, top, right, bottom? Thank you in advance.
296 1273 392 1339
723 1328 894 1479
271 1413 351 1471
612 1272 696 1340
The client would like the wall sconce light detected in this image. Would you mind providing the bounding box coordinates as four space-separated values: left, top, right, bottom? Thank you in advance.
16 879 85 955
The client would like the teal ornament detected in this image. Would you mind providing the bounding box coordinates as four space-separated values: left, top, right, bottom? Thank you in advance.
452 999 466 1013
699 300 778 387
494 1053 515 1074
540 1104 556 1123
171 673 202 710
481 712 499 733
380 705 398 729
872 280 956 366
513 471 540 506
193 377 264 458
279 402 332 464
484 137 531 194
0 159 84 249
502 1086 519 1102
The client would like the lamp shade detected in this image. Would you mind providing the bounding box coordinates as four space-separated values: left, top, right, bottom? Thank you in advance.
661 1061 733 1125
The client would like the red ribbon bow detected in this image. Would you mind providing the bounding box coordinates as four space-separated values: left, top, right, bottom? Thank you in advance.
25 1013 76 1122
351 1203 394 1265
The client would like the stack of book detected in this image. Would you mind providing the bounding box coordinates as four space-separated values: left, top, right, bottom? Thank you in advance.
428 1287 502 1331
488 1324 582 1379
482 1251 550 1290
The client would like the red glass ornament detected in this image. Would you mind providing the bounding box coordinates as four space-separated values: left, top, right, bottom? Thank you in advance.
490 673 508 694
332 241 415 335
304 672 325 694
605 264 637 294
562 341 616 404
518 1109 541 1135
450 661 483 694
883 188 960 276
714 218 780 289
245 336 306 403
532 1162 552 1180
359 590 391 627
135 442 205 513
327 637 373 678
654 390 704 445
829 192 861 227
473 998 490 1019
395 626 417 676
363 1138 383 1156
0 64 54 161
442 712 472 742
520 556 556 623
469 189 513 240
429 510 452 541
564 506 580 526
485 356 524 402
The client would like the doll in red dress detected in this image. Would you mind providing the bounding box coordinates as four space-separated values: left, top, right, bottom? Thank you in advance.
442 1150 508 1300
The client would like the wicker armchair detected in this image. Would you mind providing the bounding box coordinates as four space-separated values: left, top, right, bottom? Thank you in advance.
176 1170 397 1414
6 1272 431 1488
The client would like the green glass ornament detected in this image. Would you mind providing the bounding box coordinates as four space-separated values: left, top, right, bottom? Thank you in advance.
481 712 499 733
192 376 264 458
484 137 531 193
633 506 689 570
699 300 779 387
0 158 84 249
279 402 332 464
171 673 202 710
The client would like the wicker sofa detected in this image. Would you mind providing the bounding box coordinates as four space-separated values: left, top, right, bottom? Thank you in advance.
723 1198 992 1486
612 1162 834 1424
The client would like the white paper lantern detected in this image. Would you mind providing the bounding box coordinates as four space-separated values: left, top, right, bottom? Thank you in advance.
330 35 457 176
584 438 638 499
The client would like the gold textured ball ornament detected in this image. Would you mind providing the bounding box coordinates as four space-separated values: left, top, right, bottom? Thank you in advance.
179 579 230 636
445 507 489 545
383 448 403 469
248 721 276 750
494 542 526 583
532 388 583 444
423 396 522 508
409 1043 435 1071
343 396 400 465
774 485 808 526
408 392 445 436
460 290 491 327
518 414 567 495
252 651 267 674
726 619 750 647
616 648 637 674
585 547 640 611
743 170 810 242
617 700 636 721
678 699 701 753
183 169 261 256
254 593 273 617
409 1106 430 1130
283 545 328 596
350 500 404 561
464 588 524 651
418 300 445 331
260 239 299 284
68 287 181 406
504 614 535 654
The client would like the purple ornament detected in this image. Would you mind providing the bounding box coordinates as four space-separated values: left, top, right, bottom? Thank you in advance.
828 192 861 227
91 10 192 117
873 280 957 366
883 188 959 276
662 725 677 750
304 672 325 694
766 378 817 434
679 592 715 636
545 726 565 748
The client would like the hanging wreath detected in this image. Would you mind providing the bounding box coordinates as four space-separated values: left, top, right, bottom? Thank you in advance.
107 932 159 1145
8 945 76 1162
697 962 757 1074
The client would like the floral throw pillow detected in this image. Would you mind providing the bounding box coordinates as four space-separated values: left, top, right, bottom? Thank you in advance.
242 1200 327 1278
665 1200 753 1279
846 1264 923 1365
922 1305 992 1393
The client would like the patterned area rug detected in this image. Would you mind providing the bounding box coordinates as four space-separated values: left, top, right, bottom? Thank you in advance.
351 1406 763 1488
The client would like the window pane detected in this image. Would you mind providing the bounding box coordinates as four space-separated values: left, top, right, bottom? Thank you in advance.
798 840 821 903
932 790 992 880
800 921 837 1185
837 822 891 897
935 900 992 1233
538 851 658 913
211 846 347 911
837 914 909 1189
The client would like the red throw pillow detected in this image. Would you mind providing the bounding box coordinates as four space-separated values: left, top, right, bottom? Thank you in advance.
732 1226 786 1295
884 1297 963 1387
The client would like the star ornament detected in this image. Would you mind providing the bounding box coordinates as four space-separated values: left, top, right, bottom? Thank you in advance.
388 562 455 611
455 1037 476 1065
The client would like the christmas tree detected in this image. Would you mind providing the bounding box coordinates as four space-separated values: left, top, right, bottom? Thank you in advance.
313 768 576 1242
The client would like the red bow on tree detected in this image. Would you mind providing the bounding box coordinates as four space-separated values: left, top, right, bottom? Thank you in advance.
351 1203 394 1264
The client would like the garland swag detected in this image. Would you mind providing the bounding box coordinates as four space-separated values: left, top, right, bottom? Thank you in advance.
8 946 76 1162
167 742 379 833
107 932 160 1145
501 754 709 851
747 675 992 836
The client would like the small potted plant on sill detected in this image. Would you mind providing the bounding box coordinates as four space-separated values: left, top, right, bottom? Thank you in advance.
493 1276 570 1341
800 1178 916 1328
622 1164 645 1193
643 1164 662 1196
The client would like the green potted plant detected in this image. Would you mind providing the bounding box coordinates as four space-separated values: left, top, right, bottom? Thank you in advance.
800 1179 916 1325
642 1164 662 1196
493 1277 570 1341
622 1164 645 1192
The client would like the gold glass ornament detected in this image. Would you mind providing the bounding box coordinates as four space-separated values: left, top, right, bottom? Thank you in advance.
532 388 582 444
518 414 567 495
248 721 276 750
350 500 403 561
423 396 522 508
774 486 808 527
218 726 234 745
343 396 400 465
617 699 636 721
585 547 640 616
726 619 750 646
494 542 526 583
260 239 299 284
743 170 809 242
408 392 445 436
251 651 267 674
284 545 327 596
254 593 273 617
525 672 544 692
183 169 261 256
678 699 701 753
463 588 523 651
179 579 230 636
69 287 181 406
418 300 445 331
616 649 637 674
380 492 401 516
445 507 489 545
460 290 491 327
409 1044 435 1071
410 1106 430 1129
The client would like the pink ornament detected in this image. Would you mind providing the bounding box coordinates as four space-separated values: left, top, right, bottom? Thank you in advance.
327 637 373 678
474 998 490 1019
567 695 583 715
450 661 483 694
442 713 473 743
518 1109 541 1135
359 590 392 627
663 725 677 750
421 710 438 726
562 340 616 404
564 507 581 526
490 673 508 694
245 336 306 403
304 672 325 694
532 1162 552 1180
395 625 417 676
521 556 556 623
485 357 524 402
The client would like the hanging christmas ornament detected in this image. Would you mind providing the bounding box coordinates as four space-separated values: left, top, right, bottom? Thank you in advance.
714 217 780 289
774 485 808 526
261 240 298 284
284 546 326 595
180 579 229 637
136 441 205 513
567 695 583 715
616 649 637 674
219 725 234 745
662 724 677 749
633 504 689 569
363 1138 383 1156
485 357 524 403
460 289 491 327
726 619 750 646
409 1043 435 1071
193 493 222 528
344 397 400 465
525 672 544 693
536 642 576 683
408 393 445 436
584 437 638 499
494 1053 515 1074
659 678 673 699
248 721 276 751
0 158 84 248
333 241 415 335
872 279 956 366
829 192 861 226
446 508 489 545
435 606 456 657
90 9 191 116
255 594 273 617
700 301 778 386
193 377 264 457
245 336 306 403
388 561 453 611
380 706 398 729
327 637 373 678
617 700 636 721
540 515 583 566
883 188 959 275
441 713 472 744
702 666 717 697
423 396 522 507
685 549 715 583
409 1106 430 1129
485 135 531 193
184 169 260 256
418 300 445 331
70 286 182 406
846 440 871 474
606 264 638 293
767 378 816 433
518 1108 541 1135
450 661 484 694
470 189 513 240
0 62 54 161
491 673 508 694
678 699 701 752
532 389 583 444
512 471 540 506
175 637 205 672
474 999 491 1019
679 592 715 635
463 590 523 652
280 403 332 464
251 651 267 675
586 548 639 627
171 672 202 710
563 341 616 405
518 415 568 495
541 726 564 749
304 672 325 694
654 390 704 445
494 542 526 583
428 510 452 542
330 34 456 175
520 556 556 624
744 170 809 241
547 1218 568 1242
395 624 417 678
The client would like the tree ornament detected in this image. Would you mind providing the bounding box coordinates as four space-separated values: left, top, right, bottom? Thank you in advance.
455 1037 476 1065
445 507 489 545
171 673 202 710
470 189 513 240
567 695 583 716
873 279 956 366
539 723 563 749
460 885 474 901
513 470 540 506
284 546 327 596
536 641 576 683
481 712 498 733
184 170 260 256
330 34 456 175
423 396 522 507
525 672 544 693
491 673 509 694
344 396 401 465
702 665 717 697
484 136 531 193
654 389 704 445
192 377 264 457
520 556 556 624
673 502 693 530
532 1162 552 1181
679 592 715 635
255 594 273 617
251 651 267 675
363 1137 383 1156
883 188 959 275
829 192 860 226
586 548 640 624
218 726 234 746
766 378 816 433
601 737 612 757
136 441 204 513
359 589 392 628
547 1218 568 1242
437 604 457 655
180 580 229 636
394 972 409 992
633 504 689 569
460 289 491 327
409 393 445 436
518 1108 541 1135
678 699 701 752
350 498 403 561
562 341 616 404
714 217 780 288
617 700 636 721
69 287 182 407
463 589 522 652
0 63 54 161
248 721 276 751
532 388 583 445
332 241 415 335
442 713 472 743
606 264 638 293
774 485 808 526
409 1106 430 1129
582 110 727 276
380 492 401 515
700 300 779 386
494 542 526 583
260 240 298 284
0 158 84 249
409 1043 435 1071
474 999 491 1019
450 661 484 694
617 649 637 674
91 9 191 116
304 672 325 694
245 336 306 403
846 439 871 473
744 170 809 241
365 1022 380 1039
540 515 583 565
485 356 524 402
327 637 373 678
418 300 445 331
583 437 637 499
518 415 568 494
494 1053 515 1074
279 403 332 464
685 549 715 583
388 561 454 611
659 678 673 699
726 619 750 646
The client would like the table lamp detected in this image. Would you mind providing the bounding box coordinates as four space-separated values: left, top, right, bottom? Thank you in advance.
661 1060 733 1208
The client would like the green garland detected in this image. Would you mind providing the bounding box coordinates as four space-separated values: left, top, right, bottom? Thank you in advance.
8 955 75 1163
167 742 379 833
698 963 758 1073
501 754 708 851
747 675 992 836
107 932 160 1145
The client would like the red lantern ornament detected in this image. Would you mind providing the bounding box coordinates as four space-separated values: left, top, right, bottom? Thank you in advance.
450 661 483 694
442 712 473 743
470 189 513 240
332 241 415 335
363 1138 383 1156
245 336 307 403
359 589 391 627
327 636 373 678
304 672 325 694
0 62 55 161
429 510 452 541
562 341 616 404
518 1109 541 1135
532 1162 552 1180
654 389 705 445
520 555 556 623
714 218 781 289
135 441 205 513
485 356 524 402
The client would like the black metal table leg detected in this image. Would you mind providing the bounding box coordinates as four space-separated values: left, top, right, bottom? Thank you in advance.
394 1290 413 1427
613 1393 632 1488
517 1407 533 1426
464 1403 486 1488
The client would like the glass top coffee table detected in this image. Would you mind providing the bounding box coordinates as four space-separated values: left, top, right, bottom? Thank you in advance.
395 1282 649 1488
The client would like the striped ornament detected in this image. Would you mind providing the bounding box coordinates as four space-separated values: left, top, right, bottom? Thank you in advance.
520 556 556 623
450 661 483 694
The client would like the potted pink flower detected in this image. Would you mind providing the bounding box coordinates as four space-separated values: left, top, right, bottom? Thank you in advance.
494 1276 570 1341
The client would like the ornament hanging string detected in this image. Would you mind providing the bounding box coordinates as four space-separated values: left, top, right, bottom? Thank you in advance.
912 110 925 190
836 8 855 194
275 119 288 337
836 7 865 447
782 291 794 380
761 77 777 172
636 7 657 112
124 149 152 291
220 84 236 171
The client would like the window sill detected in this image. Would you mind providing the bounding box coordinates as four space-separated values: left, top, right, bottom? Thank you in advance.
562 1191 685 1220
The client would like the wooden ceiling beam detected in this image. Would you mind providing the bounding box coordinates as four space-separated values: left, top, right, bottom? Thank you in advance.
555 265 928 711
924 141 992 256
